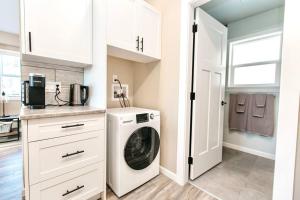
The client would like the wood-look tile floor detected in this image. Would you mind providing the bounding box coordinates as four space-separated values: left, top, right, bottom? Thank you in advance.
191 147 275 200
0 146 23 200
107 175 215 200
0 146 214 200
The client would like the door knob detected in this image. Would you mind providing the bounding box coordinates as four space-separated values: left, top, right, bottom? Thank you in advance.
221 101 227 106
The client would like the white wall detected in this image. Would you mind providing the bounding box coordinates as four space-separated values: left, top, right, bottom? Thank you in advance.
273 0 300 198
0 0 19 34
134 0 181 174
84 0 107 109
223 7 284 159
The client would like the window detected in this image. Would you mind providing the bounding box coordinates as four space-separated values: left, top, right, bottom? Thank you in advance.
228 32 282 87
0 50 21 99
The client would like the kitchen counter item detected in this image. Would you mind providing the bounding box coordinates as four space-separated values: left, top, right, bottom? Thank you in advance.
69 84 89 106
0 115 20 143
20 106 105 120
22 73 46 109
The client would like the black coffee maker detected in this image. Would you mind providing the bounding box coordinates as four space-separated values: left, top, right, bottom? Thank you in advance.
22 73 46 109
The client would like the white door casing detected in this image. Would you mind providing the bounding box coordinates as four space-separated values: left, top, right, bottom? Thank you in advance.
190 8 227 180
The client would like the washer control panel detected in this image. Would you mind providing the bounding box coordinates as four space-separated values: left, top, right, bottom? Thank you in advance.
136 113 149 123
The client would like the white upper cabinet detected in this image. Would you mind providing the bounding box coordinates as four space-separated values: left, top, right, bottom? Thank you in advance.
107 0 136 51
21 0 92 67
107 0 161 63
136 1 161 59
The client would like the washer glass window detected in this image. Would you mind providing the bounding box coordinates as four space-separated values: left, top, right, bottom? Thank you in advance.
124 127 160 170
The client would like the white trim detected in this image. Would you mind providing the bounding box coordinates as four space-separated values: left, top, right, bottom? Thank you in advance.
223 142 275 160
177 0 214 188
159 166 182 186
177 1 299 200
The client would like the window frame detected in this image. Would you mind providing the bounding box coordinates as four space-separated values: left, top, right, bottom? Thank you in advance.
228 31 283 88
0 49 21 100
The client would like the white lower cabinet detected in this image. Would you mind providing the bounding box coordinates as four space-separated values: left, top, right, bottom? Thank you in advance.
30 163 104 200
22 114 106 200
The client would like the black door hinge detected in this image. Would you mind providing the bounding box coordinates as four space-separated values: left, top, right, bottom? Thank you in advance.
192 24 198 33
188 157 193 165
190 92 195 101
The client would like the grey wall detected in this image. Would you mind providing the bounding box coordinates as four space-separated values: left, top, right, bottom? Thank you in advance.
228 6 284 40
224 7 284 158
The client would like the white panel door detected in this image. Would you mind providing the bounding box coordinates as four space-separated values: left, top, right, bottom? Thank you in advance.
24 0 92 64
190 8 227 180
107 0 136 51
136 0 161 58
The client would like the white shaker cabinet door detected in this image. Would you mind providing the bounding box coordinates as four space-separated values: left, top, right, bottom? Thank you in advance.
107 0 137 51
23 0 92 64
136 0 161 59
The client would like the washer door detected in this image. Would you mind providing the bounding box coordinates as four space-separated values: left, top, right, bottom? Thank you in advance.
124 127 160 170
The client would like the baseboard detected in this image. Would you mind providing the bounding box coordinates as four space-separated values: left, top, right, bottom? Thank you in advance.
223 142 275 160
159 166 182 185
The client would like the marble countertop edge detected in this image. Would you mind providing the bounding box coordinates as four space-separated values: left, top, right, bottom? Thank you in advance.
20 106 106 120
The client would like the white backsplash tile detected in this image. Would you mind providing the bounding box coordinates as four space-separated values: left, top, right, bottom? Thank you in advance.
22 63 84 106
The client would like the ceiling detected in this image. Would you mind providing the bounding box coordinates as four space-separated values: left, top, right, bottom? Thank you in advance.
0 0 20 34
201 0 285 25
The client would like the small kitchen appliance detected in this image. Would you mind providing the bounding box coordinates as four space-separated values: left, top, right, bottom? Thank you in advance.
69 84 89 106
22 73 46 109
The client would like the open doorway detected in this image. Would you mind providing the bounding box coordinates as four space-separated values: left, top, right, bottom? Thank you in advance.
188 0 285 199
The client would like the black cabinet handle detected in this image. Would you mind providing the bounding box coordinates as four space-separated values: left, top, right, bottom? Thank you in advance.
221 101 227 106
140 37 144 52
62 185 84 197
136 36 140 51
61 123 84 129
28 32 32 52
62 150 85 158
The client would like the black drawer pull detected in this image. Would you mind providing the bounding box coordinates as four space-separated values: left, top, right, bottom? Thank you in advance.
62 185 84 197
28 32 32 52
61 123 84 129
62 150 85 158
136 36 140 51
140 37 144 52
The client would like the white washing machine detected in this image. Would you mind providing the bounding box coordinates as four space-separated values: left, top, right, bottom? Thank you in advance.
107 107 160 197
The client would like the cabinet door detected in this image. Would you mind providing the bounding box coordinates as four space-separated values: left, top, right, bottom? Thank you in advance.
107 0 137 51
136 1 161 58
24 0 92 64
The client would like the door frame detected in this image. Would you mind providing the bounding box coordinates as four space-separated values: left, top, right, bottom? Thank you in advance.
176 0 299 199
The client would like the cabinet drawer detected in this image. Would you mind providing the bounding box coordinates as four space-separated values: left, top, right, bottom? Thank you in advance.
29 131 104 185
30 163 104 200
28 114 104 142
